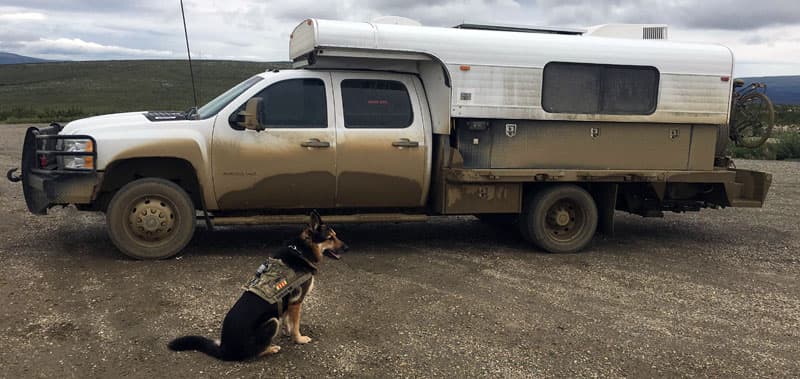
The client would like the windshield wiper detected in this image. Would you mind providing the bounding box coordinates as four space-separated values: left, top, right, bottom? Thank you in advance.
184 106 198 119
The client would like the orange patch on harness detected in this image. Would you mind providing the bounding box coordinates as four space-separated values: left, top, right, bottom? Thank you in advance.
275 279 288 291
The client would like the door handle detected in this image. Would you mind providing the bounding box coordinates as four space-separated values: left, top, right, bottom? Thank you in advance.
392 138 419 148
300 138 330 148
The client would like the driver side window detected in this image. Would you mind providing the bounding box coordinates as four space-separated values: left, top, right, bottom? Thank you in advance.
235 78 327 129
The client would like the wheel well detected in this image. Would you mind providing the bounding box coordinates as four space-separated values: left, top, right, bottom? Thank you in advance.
95 158 203 212
522 182 591 199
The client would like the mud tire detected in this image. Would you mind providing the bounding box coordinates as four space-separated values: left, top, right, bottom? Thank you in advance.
106 178 195 260
519 185 597 253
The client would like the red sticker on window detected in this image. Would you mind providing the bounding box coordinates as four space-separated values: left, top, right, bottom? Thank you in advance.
367 100 388 105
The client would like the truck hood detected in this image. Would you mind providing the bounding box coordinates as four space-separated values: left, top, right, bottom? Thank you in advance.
60 112 151 135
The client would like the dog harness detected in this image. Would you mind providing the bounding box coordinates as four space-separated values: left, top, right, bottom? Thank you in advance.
242 246 314 312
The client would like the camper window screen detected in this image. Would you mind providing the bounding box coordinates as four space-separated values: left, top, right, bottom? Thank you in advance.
258 78 327 128
542 62 659 115
341 79 413 128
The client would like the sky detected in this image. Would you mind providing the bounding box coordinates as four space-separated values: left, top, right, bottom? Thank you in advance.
0 0 798 77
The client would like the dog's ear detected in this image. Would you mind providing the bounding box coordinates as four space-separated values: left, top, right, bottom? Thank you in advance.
309 210 322 231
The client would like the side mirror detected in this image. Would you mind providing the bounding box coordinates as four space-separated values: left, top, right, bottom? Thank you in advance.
239 97 264 131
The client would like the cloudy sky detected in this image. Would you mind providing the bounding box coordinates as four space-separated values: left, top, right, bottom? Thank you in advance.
0 0 798 77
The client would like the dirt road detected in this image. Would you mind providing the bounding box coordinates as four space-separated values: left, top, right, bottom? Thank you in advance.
1 124 798 378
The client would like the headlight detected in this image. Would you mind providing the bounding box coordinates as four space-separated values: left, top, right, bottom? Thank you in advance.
61 139 93 153
57 138 95 170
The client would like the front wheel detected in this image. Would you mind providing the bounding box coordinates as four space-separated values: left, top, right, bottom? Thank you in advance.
106 178 196 260
519 185 598 253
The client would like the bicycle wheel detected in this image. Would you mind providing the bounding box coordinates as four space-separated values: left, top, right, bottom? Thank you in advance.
732 92 775 148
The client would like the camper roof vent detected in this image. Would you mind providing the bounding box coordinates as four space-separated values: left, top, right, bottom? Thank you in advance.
454 23 585 35
643 26 668 39
586 24 669 40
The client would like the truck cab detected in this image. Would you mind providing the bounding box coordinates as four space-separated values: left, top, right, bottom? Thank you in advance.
211 70 431 210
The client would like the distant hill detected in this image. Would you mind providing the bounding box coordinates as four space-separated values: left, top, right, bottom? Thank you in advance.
0 59 289 123
737 76 800 105
0 52 51 65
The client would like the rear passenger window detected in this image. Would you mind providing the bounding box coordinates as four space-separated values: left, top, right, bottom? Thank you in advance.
541 62 659 115
341 79 413 128
257 78 327 128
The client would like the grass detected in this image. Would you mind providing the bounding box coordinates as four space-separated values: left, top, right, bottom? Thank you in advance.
775 104 800 125
0 60 288 123
728 131 800 160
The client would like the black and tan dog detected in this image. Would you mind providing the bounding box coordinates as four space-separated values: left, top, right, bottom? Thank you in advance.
168 211 347 361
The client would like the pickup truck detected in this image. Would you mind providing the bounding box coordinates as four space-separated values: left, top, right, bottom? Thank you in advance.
7 18 772 259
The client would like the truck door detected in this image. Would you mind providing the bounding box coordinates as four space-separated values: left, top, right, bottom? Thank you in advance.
331 72 429 207
211 71 336 210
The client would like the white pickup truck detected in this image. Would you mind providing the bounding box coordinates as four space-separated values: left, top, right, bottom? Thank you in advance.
7 18 771 259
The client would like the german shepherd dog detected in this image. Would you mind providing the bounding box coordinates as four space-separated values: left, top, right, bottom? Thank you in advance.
168 211 348 361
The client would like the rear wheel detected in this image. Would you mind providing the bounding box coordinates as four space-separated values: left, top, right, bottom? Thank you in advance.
106 178 195 260
519 185 597 253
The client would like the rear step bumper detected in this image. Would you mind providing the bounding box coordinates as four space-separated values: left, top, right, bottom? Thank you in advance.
726 169 772 207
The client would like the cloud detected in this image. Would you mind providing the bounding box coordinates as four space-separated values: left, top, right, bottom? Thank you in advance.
0 12 46 21
0 0 796 76
19 38 173 60
0 1 158 13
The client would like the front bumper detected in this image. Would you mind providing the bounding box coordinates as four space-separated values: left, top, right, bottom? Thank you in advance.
9 124 100 215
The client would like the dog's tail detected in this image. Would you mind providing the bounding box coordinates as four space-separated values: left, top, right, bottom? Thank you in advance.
168 335 224 360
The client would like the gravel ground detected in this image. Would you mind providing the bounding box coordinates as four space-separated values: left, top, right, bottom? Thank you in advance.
0 124 798 378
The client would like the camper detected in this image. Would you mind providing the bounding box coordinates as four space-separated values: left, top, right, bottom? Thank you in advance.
7 18 771 259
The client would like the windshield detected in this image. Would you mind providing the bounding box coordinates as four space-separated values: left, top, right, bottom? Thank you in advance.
196 75 263 119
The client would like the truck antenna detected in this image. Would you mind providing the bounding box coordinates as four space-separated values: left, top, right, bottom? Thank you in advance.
180 0 199 111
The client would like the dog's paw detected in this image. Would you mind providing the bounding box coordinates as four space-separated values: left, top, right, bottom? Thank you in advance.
258 345 281 358
293 335 312 344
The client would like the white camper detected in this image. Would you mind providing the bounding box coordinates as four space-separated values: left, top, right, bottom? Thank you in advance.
290 18 734 129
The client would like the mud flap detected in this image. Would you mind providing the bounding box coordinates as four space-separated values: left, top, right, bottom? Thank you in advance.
592 183 618 236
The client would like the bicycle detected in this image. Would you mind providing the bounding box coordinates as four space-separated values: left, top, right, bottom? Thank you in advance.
729 80 775 148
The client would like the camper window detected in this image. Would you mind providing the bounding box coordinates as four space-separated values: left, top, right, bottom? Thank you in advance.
341 79 413 129
541 62 658 115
